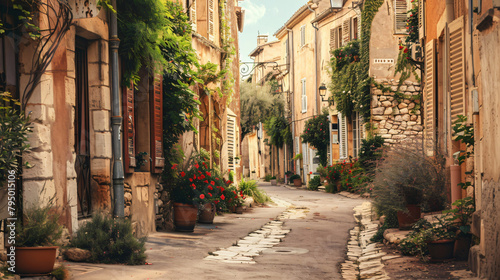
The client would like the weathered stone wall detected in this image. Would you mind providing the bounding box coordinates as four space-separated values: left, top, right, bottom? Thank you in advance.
124 173 159 237
371 79 423 144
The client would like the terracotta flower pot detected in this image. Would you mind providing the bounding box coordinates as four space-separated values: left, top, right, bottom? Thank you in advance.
235 205 243 214
173 202 198 232
198 203 216 224
397 205 421 230
293 178 302 187
427 239 455 261
15 246 58 275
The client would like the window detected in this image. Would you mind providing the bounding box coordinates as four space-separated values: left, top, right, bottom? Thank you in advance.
352 112 362 158
394 0 409 34
300 25 306 47
353 17 359 40
301 78 307 113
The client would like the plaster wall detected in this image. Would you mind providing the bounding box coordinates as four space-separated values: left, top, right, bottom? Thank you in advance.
251 41 281 83
21 12 111 234
475 15 500 278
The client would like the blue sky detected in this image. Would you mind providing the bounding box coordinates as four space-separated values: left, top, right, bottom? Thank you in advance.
239 0 306 63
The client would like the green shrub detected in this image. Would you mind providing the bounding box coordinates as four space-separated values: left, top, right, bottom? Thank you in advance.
239 178 270 204
370 211 398 243
358 136 385 170
263 174 272 182
16 204 63 247
308 175 321 191
288 174 301 183
71 213 146 265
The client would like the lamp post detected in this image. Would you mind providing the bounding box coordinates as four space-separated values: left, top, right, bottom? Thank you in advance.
319 83 328 102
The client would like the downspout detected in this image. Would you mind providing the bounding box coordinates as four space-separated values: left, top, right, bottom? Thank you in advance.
307 5 319 115
110 0 125 218
287 28 295 172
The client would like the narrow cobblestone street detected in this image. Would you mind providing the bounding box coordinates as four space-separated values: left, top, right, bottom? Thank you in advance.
67 182 364 279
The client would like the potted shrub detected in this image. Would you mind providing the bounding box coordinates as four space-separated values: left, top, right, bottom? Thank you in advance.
372 140 446 229
289 174 302 187
15 204 63 275
270 176 277 185
421 217 456 262
443 196 475 260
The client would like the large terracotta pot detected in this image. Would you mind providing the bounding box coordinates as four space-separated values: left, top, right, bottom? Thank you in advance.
427 239 455 261
397 205 421 230
198 203 215 224
173 202 198 232
293 178 302 187
15 246 58 275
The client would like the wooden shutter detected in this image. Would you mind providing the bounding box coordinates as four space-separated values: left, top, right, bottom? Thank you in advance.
395 0 408 34
122 83 136 173
330 28 336 51
190 0 197 32
424 39 436 156
150 73 164 173
301 79 307 112
302 142 308 175
339 112 348 159
208 0 214 41
300 25 306 47
356 15 361 40
418 0 424 40
342 19 350 45
227 110 236 173
448 16 465 125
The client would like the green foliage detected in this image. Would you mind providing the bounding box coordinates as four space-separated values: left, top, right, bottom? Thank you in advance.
371 212 398 242
71 213 146 265
452 115 474 165
0 92 31 183
399 219 432 257
301 110 329 166
443 196 475 235
329 41 362 117
308 175 321 191
51 265 69 280
264 115 291 148
289 174 301 182
240 82 282 138
372 141 447 216
358 136 385 170
117 0 169 84
358 0 385 121
264 174 272 182
16 204 63 247
134 152 150 171
239 178 270 204
171 150 229 205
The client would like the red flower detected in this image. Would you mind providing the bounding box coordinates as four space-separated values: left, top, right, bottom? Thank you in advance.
216 178 219 180
227 180 232 184
208 186 213 191
192 184 196 189
180 171 185 177
171 164 178 170
198 176 203 180
233 190 237 194
199 194 205 199
399 45 403 50
309 171 312 175
211 181 215 185
208 193 212 197
204 180 209 184
189 178 193 182
195 164 200 169
206 171 211 177
221 194 225 200
220 187 224 192
214 200 219 204
403 48 408 53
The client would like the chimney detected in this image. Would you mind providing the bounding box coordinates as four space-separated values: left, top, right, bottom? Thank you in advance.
257 34 268 46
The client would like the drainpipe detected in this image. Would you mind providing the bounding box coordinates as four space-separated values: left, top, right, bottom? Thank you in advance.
307 4 320 115
287 28 295 173
110 0 124 218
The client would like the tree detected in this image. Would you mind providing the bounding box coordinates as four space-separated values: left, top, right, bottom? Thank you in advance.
240 81 277 139
301 110 329 166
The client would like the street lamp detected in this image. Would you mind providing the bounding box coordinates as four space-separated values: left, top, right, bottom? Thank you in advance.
319 83 328 102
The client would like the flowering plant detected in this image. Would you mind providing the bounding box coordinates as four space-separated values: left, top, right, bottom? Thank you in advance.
171 153 230 206
324 159 368 193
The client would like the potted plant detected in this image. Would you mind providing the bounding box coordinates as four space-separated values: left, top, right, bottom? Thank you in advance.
15 203 63 275
289 174 302 187
443 196 475 260
421 217 456 262
285 171 293 185
372 140 446 229
270 176 277 185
